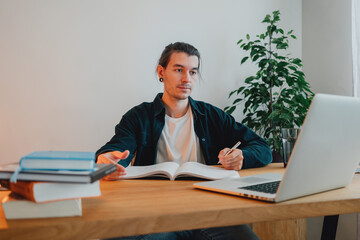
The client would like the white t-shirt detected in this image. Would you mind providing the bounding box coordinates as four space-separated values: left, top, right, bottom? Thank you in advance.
156 107 205 164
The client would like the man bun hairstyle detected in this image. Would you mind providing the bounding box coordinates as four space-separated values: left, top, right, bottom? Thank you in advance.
158 42 201 70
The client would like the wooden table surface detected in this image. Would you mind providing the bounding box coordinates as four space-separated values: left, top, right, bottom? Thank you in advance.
1 163 360 240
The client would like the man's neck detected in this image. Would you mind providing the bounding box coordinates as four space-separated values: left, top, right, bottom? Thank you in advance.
161 94 190 118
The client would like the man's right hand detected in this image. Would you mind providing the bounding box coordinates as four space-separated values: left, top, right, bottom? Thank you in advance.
97 150 130 181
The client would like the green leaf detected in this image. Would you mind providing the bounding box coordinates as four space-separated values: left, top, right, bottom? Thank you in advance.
258 58 268 68
295 70 305 76
252 54 261 62
228 90 237 98
276 43 288 49
237 86 245 94
226 106 236 114
291 58 302 65
272 37 284 44
262 14 271 23
233 98 242 104
291 35 297 39
288 66 297 71
277 61 288 68
246 34 250 40
244 100 251 110
243 44 251 50
241 56 249 64
244 76 256 84
237 39 243 45
273 10 280 17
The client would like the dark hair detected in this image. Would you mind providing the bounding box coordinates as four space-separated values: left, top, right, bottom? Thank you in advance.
158 42 201 70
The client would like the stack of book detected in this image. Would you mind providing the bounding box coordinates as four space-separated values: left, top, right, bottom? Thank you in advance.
0 151 116 219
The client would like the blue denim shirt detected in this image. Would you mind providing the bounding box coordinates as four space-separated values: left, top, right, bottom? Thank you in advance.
96 93 272 168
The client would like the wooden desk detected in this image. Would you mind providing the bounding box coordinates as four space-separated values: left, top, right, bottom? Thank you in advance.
1 163 360 240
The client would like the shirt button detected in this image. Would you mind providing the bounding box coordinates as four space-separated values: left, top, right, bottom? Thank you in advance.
202 138 206 142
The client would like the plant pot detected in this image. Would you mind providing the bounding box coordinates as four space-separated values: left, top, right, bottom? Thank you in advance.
271 151 283 163
281 128 300 168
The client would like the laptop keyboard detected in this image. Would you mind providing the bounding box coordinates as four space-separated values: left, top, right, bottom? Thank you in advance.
239 181 280 194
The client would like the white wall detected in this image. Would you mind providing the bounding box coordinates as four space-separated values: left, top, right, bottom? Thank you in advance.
303 0 353 96
302 0 355 239
0 0 302 164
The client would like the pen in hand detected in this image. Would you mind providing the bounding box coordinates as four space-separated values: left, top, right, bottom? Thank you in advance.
218 141 242 164
106 158 123 168
105 158 127 178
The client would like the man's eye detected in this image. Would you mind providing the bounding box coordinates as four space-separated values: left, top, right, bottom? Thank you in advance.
176 69 183 73
190 71 197 75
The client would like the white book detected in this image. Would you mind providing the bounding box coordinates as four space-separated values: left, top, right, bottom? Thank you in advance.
1 194 82 219
121 162 240 181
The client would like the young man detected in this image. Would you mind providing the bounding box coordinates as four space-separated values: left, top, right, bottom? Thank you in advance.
97 42 271 240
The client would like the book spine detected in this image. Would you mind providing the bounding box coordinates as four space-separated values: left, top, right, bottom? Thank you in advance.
9 181 37 202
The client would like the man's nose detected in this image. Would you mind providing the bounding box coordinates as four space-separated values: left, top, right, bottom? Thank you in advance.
182 72 191 83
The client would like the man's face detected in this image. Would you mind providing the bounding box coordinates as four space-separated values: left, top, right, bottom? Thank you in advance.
160 52 199 101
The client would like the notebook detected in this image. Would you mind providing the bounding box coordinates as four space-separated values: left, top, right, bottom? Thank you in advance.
194 93 360 202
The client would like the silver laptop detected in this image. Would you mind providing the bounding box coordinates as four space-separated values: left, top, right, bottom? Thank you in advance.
194 93 360 202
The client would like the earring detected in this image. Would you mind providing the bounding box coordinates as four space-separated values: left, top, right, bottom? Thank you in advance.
159 78 163 82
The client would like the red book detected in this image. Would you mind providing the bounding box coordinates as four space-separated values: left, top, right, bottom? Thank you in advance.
8 180 100 203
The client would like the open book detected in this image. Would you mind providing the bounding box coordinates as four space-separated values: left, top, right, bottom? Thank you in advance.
121 162 240 180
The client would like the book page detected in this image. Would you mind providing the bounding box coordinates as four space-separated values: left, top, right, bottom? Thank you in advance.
120 162 180 180
174 162 240 180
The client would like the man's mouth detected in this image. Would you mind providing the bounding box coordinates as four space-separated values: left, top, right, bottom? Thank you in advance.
178 84 191 90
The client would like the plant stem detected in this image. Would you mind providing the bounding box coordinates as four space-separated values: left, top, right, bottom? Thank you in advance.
268 23 274 130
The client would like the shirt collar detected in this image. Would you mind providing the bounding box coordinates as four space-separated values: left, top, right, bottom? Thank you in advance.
153 93 166 117
188 95 205 118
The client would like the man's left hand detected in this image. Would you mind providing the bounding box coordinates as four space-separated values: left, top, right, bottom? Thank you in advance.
218 148 244 170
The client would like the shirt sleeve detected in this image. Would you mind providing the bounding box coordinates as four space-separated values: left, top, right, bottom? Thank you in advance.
95 110 138 167
214 106 272 168
228 116 272 168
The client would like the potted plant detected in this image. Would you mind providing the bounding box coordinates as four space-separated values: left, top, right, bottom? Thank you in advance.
225 10 314 160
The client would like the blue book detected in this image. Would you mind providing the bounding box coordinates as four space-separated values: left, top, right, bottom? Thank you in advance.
1 164 116 183
19 151 95 171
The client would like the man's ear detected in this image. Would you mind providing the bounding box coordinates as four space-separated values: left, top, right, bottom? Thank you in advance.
156 65 165 78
